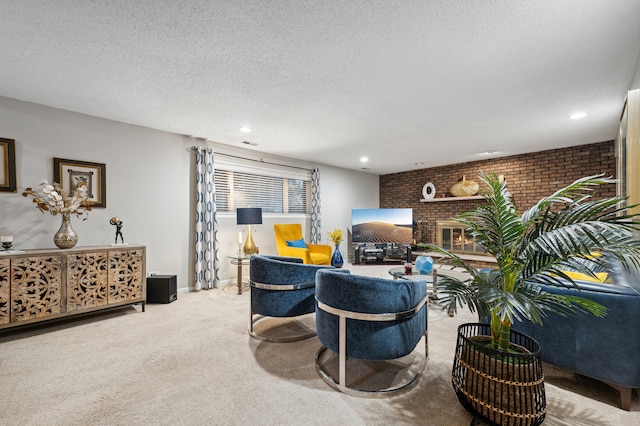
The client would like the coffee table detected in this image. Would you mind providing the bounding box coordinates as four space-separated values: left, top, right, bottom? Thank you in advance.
388 265 469 283
388 265 469 316
388 265 435 280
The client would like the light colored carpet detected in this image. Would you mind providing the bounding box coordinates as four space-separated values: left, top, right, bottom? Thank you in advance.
0 263 638 425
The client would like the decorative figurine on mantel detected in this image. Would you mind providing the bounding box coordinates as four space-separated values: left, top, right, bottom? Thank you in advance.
109 217 126 245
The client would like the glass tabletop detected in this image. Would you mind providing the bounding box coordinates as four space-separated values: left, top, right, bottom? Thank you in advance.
228 254 252 262
388 266 436 281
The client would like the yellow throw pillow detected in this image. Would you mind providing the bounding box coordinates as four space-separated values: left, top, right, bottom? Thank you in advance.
561 270 609 283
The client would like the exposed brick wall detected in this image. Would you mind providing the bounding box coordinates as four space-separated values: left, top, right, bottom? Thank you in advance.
380 141 616 245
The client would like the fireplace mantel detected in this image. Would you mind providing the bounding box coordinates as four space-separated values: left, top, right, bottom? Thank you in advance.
420 195 484 203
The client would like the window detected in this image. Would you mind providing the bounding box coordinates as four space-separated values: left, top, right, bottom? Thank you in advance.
214 159 311 214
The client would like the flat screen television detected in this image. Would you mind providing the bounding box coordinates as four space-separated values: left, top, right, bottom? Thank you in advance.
351 208 413 244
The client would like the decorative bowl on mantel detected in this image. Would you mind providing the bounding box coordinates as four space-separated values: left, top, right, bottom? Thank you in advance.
450 176 479 197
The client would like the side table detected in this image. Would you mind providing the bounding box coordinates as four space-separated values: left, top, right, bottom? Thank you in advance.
227 255 252 295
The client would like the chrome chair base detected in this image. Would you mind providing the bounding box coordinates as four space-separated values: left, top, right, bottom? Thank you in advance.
314 345 428 398
249 313 316 343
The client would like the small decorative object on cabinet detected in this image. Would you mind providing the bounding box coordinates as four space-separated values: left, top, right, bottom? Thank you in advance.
21 179 93 249
110 217 125 244
54 213 78 249
1 235 13 251
0 245 146 330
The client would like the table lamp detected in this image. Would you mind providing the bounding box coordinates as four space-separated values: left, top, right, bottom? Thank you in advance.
237 208 262 255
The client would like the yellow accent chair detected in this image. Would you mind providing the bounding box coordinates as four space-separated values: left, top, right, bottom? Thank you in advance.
273 224 332 265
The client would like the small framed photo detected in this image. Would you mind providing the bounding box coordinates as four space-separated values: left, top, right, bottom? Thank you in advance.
0 138 17 192
53 158 107 207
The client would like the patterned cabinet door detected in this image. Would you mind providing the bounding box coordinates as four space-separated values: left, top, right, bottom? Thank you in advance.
108 249 144 304
0 259 10 325
67 251 108 311
10 256 62 322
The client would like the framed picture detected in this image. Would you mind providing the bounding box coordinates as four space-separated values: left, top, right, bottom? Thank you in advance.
53 158 106 207
0 138 17 192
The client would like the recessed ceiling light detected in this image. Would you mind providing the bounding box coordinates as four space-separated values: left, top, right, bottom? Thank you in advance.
239 126 252 133
414 162 424 166
360 156 369 163
569 112 587 120
480 150 498 155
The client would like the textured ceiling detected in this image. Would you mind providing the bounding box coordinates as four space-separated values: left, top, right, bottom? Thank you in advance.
1 1 639 175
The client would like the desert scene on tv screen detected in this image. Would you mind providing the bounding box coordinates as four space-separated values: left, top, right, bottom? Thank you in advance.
352 222 412 244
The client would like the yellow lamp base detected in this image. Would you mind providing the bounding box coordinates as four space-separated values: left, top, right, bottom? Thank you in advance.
243 226 258 255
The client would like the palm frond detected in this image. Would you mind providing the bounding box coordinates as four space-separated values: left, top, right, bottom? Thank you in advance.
465 173 524 270
519 282 607 318
491 282 608 326
522 222 634 269
520 173 616 224
430 275 482 316
420 244 479 277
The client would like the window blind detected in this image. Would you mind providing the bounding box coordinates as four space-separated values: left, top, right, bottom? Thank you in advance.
214 166 310 214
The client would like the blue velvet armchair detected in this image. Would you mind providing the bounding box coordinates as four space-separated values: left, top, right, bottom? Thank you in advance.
249 254 334 342
314 269 429 397
513 256 640 410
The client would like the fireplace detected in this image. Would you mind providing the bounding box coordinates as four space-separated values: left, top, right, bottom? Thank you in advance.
436 220 486 255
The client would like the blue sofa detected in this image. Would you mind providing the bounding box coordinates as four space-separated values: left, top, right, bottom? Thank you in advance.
513 257 640 410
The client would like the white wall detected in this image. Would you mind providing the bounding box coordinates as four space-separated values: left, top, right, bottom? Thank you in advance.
0 96 191 288
0 96 379 290
315 164 379 261
631 51 640 90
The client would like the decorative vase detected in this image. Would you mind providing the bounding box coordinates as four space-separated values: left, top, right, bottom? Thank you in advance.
415 256 434 274
331 244 344 268
54 213 78 249
452 323 546 426
450 175 480 197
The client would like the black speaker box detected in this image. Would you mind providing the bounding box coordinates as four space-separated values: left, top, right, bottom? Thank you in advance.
147 275 177 304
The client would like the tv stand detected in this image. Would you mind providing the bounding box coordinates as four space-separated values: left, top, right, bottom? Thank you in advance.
354 244 411 265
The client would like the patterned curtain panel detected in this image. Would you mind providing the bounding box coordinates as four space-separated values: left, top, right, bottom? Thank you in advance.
194 147 220 290
310 168 322 244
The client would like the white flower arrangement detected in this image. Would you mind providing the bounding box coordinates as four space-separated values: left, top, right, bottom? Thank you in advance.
22 179 93 220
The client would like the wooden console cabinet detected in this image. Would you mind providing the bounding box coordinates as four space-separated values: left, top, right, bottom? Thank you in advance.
0 244 146 330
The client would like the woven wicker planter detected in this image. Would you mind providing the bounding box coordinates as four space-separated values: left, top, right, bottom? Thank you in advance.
452 323 546 426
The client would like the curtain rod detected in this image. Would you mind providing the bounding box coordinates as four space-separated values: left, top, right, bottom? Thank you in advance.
189 146 312 172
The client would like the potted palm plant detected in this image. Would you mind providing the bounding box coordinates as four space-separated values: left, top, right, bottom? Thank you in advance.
425 172 640 426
